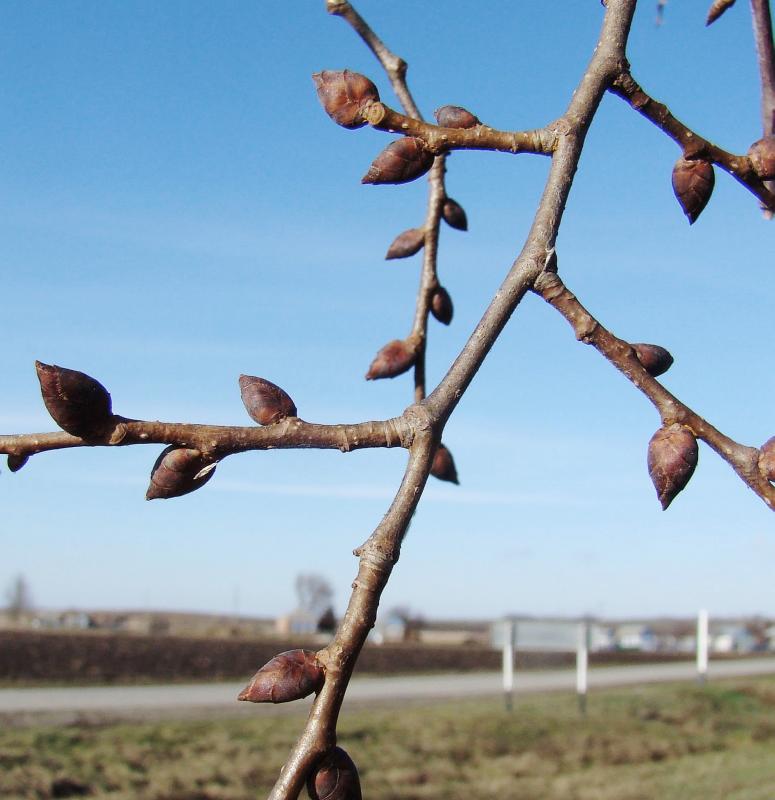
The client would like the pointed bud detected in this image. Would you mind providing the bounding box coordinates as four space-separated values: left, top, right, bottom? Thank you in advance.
434 105 480 129
442 198 468 231
647 424 698 509
365 339 417 380
7 455 29 473
632 343 674 377
307 747 362 800
146 446 216 500
238 649 324 704
35 361 113 438
431 443 459 484
362 138 434 185
706 0 736 25
385 228 425 260
758 437 775 482
312 70 379 130
672 157 714 224
747 136 775 180
430 287 454 325
239 375 297 426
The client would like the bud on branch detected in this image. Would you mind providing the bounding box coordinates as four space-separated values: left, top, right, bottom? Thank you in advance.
434 105 480 129
307 747 362 800
239 375 297 425
430 287 454 325
647 424 698 509
747 137 775 181
35 361 113 438
362 138 434 185
672 157 715 224
385 228 425 260
431 443 459 484
442 198 468 231
239 649 324 704
365 338 418 380
313 70 379 129
146 446 217 500
758 437 775 482
632 343 673 377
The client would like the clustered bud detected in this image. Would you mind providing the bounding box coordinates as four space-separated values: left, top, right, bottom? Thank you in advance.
239 649 324 704
362 138 434 185
671 157 715 224
35 361 113 438
706 0 737 25
239 375 297 426
146 446 216 500
758 437 775 482
442 198 468 231
365 339 417 380
747 136 775 181
434 105 480 129
647 423 698 509
431 443 459 484
430 287 454 325
307 747 362 800
632 343 674 377
312 70 379 129
385 228 425 260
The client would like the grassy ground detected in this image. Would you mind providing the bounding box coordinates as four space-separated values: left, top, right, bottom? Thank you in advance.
2 677 775 799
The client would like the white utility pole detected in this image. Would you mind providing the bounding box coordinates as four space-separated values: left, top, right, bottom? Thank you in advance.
576 619 589 715
697 608 709 684
502 619 515 711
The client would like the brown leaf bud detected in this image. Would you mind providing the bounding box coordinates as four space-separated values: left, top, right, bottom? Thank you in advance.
35 361 113 438
706 0 736 25
365 339 417 380
430 287 454 325
442 198 468 231
312 70 379 130
747 136 775 181
7 455 29 473
758 437 775 482
434 105 480 129
632 343 674 377
362 138 434 185
671 157 714 224
307 747 362 800
385 228 425 260
431 443 459 485
146 446 216 501
647 424 698 510
239 375 297 426
238 649 324 704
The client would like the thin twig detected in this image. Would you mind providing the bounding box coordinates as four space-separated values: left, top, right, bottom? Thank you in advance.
0 415 411 463
533 271 775 509
610 71 775 212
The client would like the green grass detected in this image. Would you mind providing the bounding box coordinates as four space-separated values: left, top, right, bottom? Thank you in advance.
2 677 775 799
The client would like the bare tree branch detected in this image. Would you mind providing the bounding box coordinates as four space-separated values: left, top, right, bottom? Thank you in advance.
534 271 775 510
611 71 775 213
0 414 411 463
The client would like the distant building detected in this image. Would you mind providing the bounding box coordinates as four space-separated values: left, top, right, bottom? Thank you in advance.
711 625 756 653
615 624 658 652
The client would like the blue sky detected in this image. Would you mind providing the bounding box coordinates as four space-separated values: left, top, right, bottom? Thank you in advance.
1 2 773 622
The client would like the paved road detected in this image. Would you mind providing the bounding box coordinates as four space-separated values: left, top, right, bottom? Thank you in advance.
2 657 774 725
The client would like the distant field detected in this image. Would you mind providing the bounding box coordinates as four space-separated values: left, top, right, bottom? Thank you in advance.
2 676 775 799
0 630 706 686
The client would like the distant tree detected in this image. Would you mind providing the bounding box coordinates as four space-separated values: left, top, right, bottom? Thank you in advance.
295 573 334 623
5 574 33 621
